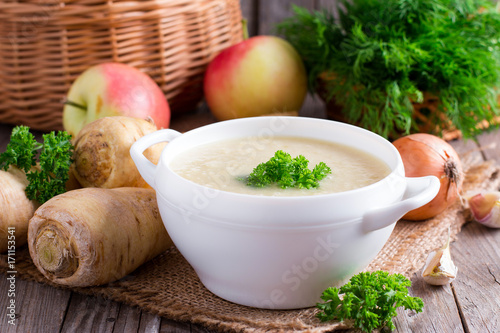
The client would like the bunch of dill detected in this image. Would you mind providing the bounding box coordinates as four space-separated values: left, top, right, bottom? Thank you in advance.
277 0 500 139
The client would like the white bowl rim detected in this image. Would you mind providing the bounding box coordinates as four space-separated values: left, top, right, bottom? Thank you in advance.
159 116 404 202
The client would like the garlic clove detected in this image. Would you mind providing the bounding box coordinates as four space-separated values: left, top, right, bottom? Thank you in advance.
422 229 458 285
467 191 500 228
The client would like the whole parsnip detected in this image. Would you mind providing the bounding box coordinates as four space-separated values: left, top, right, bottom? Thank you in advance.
71 116 165 188
28 187 172 287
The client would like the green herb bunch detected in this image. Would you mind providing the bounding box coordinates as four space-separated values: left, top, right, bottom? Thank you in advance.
317 270 424 332
277 0 500 138
245 150 331 189
0 125 74 203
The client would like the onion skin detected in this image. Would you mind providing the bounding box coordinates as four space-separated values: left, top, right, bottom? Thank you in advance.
393 133 463 221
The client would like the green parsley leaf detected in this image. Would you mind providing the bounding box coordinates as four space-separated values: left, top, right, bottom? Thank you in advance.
316 270 424 332
245 150 331 189
0 126 74 204
0 125 42 172
25 131 74 203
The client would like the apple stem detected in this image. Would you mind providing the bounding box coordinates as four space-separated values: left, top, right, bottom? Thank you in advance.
241 19 249 40
63 99 86 111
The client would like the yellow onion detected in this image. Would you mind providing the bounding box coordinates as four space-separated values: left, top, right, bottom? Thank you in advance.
393 133 463 221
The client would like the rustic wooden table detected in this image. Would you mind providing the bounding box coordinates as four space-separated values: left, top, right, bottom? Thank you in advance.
2 0 499 330
0 97 500 332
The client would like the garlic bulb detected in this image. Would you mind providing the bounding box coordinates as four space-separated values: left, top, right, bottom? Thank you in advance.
467 191 500 228
421 229 457 285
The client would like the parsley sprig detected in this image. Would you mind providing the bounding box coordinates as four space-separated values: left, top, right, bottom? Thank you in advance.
0 126 41 171
317 271 424 332
245 150 331 189
0 125 74 203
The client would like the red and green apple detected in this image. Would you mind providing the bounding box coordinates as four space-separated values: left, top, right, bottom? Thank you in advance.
63 62 170 137
204 35 308 120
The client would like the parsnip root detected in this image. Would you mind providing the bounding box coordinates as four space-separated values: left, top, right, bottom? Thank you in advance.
28 187 172 286
71 116 165 188
0 166 38 253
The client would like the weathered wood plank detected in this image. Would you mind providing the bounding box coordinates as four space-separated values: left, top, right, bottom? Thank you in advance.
239 0 258 36
451 222 500 332
301 94 327 119
448 137 483 170
393 273 464 332
241 0 342 37
257 0 315 35
315 0 341 18
113 303 142 332
170 103 217 133
60 293 120 333
112 306 191 333
451 131 500 332
475 129 500 164
192 323 218 332
0 277 71 333
138 311 162 333
160 317 192 332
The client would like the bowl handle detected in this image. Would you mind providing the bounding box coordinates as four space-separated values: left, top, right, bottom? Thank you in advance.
362 176 440 232
130 128 182 188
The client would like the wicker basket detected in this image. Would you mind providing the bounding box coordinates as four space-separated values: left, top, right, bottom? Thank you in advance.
0 0 243 131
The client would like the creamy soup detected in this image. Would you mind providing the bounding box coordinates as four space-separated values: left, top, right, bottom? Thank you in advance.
169 136 391 196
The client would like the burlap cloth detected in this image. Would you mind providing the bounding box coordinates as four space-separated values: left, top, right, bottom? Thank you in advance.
1 152 499 333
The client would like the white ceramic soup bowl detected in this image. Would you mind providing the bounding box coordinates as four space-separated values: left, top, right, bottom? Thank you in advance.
130 116 439 310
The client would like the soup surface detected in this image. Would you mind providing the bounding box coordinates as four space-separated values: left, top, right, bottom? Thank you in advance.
169 136 391 196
